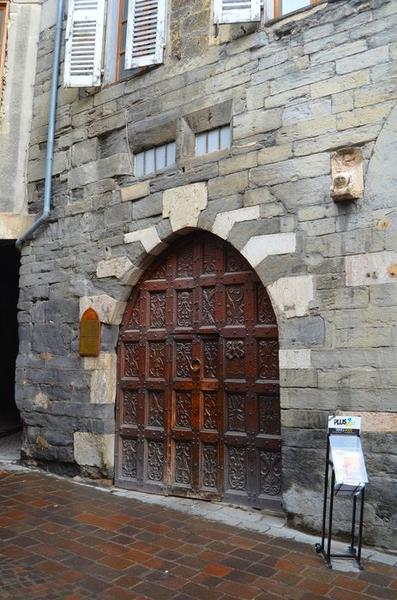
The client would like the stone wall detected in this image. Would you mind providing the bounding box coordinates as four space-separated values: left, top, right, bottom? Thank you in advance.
18 0 397 550
0 0 40 237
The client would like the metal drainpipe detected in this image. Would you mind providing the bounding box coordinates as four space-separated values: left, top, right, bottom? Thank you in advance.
16 0 65 250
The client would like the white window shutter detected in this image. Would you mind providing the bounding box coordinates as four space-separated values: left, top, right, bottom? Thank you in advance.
125 0 167 70
213 0 261 24
64 0 105 87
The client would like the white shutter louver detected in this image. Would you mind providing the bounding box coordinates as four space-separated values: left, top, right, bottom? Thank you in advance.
214 0 261 24
125 0 167 70
64 0 105 87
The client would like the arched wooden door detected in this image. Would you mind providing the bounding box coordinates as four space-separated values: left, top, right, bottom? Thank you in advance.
115 233 281 509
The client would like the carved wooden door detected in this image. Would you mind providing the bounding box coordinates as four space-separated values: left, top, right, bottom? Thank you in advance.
116 233 281 508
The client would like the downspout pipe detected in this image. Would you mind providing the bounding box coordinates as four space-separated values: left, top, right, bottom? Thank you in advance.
16 0 65 250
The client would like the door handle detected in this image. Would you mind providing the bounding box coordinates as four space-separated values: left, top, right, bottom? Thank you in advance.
190 358 201 373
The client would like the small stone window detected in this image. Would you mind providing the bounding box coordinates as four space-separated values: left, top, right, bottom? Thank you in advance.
134 142 176 177
195 125 232 156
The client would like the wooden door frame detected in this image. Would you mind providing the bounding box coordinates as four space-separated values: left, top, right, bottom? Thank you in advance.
115 232 282 508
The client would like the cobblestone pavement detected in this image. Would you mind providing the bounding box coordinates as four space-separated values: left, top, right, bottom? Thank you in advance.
0 471 396 599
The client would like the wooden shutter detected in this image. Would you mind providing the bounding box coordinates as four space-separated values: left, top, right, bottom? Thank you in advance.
64 0 105 87
213 0 261 23
125 0 166 69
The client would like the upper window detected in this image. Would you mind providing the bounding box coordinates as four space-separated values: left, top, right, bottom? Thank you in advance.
134 142 176 177
274 0 319 17
0 1 9 100
63 0 322 88
117 0 166 80
195 125 231 157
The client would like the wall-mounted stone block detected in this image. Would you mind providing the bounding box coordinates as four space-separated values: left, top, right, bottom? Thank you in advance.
79 295 126 325
346 251 397 286
162 183 207 231
74 432 115 469
268 275 314 318
241 232 296 267
331 147 363 201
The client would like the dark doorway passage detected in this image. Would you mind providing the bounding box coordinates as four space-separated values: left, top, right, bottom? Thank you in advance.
0 241 21 435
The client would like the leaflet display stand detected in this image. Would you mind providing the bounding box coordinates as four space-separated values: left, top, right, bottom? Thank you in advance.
315 416 368 570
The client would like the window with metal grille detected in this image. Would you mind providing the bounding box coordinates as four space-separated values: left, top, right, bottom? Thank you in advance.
195 125 232 156
134 142 176 177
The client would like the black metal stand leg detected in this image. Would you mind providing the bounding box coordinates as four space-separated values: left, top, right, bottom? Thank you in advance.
326 469 335 568
315 439 330 557
357 488 365 568
321 441 330 550
349 494 357 554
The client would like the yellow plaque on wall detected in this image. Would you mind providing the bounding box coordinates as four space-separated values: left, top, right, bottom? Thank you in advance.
79 308 101 357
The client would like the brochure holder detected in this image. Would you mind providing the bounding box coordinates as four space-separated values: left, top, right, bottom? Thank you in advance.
315 416 368 569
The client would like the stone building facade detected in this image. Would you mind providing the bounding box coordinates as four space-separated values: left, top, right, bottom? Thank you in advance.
17 0 397 551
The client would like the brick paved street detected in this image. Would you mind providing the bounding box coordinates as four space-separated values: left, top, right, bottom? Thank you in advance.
0 470 396 599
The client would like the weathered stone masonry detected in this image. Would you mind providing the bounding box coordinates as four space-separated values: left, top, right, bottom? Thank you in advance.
18 0 397 550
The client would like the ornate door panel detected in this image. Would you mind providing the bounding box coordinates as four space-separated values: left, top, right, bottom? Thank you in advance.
116 233 281 508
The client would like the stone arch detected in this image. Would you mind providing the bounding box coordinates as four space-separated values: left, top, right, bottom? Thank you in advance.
115 230 282 508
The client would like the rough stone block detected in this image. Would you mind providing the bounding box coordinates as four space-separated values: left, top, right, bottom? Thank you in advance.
268 276 314 319
346 252 397 286
233 108 282 139
336 46 389 75
219 152 257 176
279 349 311 370
96 256 134 281
257 144 292 165
120 181 150 202
162 183 208 231
280 316 326 348
74 433 115 469
124 226 166 255
71 138 98 167
250 154 330 186
212 206 260 240
241 233 296 267
79 295 126 326
84 353 117 405
208 172 248 198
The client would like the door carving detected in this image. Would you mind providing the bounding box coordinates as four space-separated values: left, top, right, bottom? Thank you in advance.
116 233 281 508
